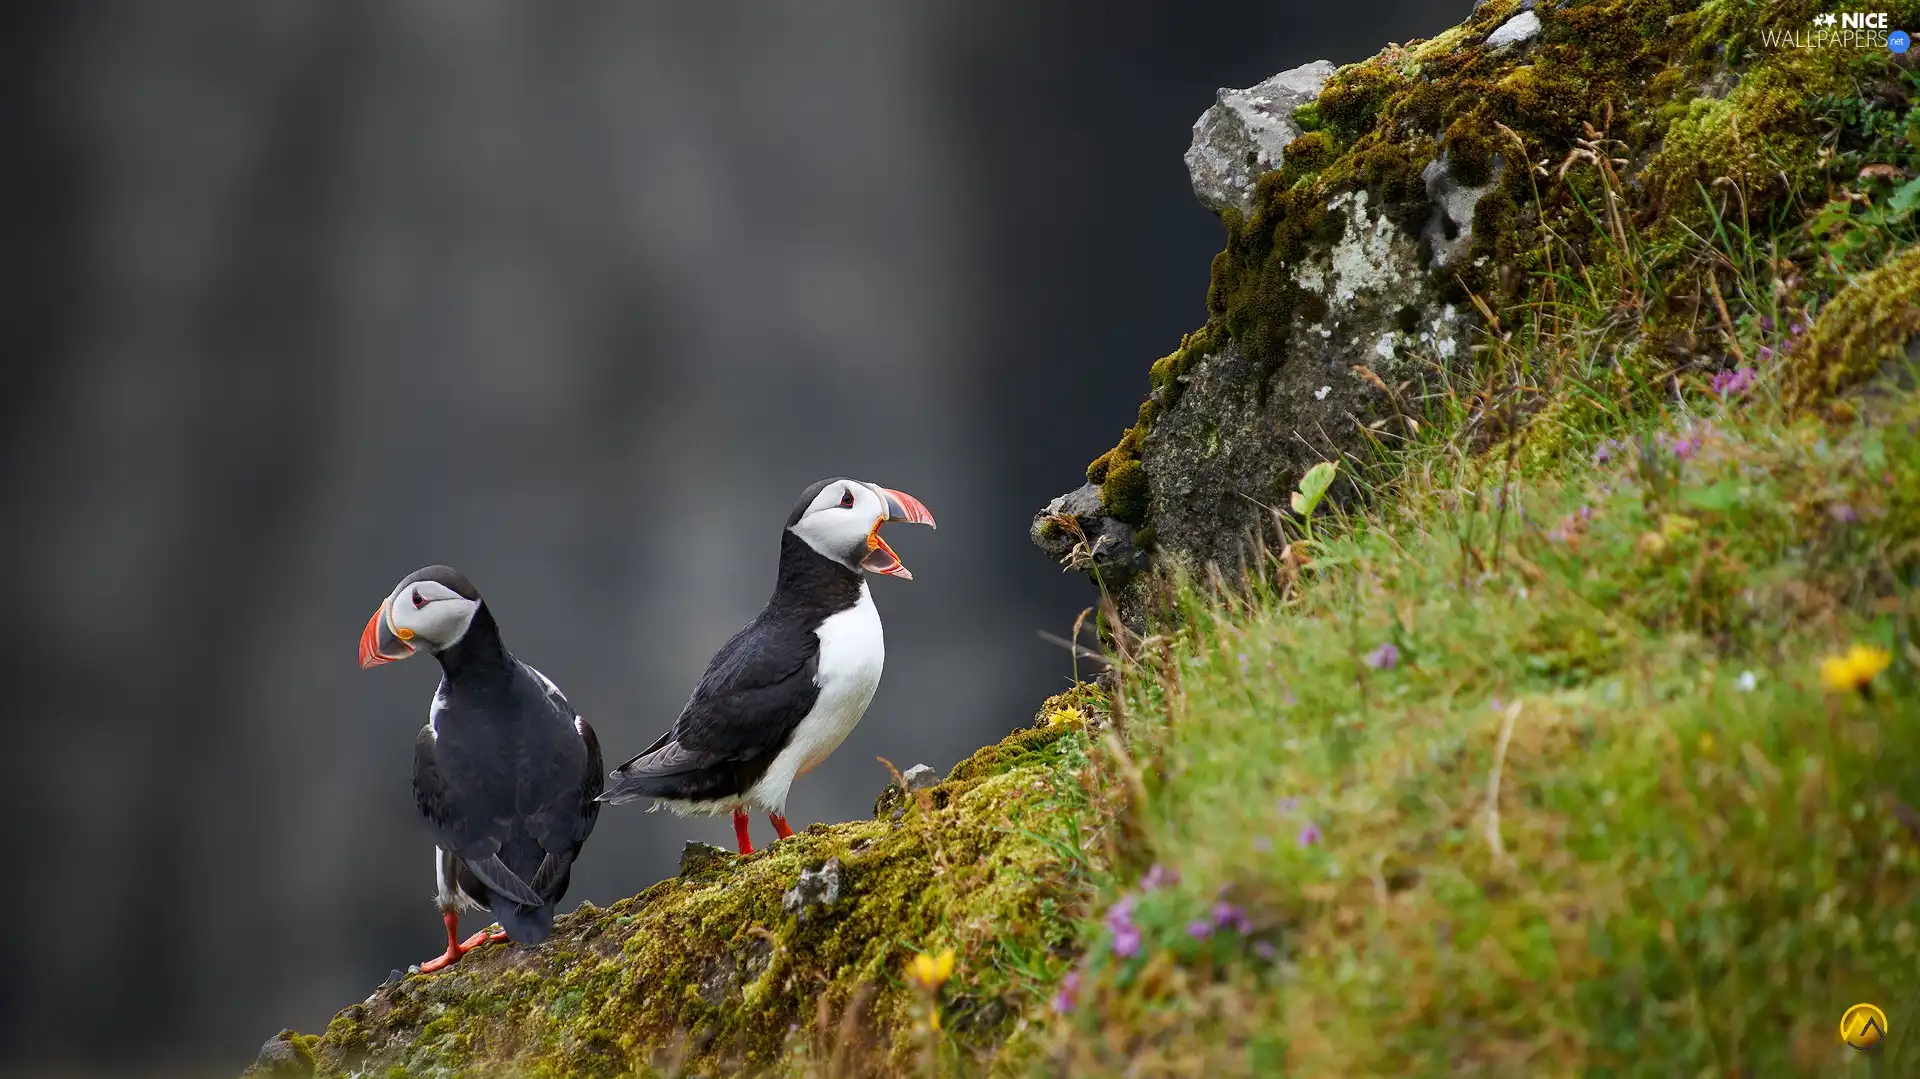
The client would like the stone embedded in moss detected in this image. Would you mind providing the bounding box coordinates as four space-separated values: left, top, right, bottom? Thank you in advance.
1185 60 1339 217
1100 458 1151 525
244 1030 318 1079
1790 244 1920 408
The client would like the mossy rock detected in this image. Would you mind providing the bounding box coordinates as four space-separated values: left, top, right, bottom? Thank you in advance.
1790 244 1920 409
1047 0 1906 606
262 718 1100 1079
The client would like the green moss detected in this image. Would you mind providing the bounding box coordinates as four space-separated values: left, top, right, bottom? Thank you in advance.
281 718 1101 1079
1790 244 1920 408
1275 130 1336 186
1641 54 1844 221
1100 458 1151 525
1086 449 1112 486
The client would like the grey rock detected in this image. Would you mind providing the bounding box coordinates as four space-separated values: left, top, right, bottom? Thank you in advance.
698 952 741 1007
680 840 735 875
1031 484 1144 580
1044 187 1474 600
698 940 774 1008
1422 148 1505 270
782 857 843 919
1185 60 1337 217
1486 10 1542 48
1144 193 1471 578
246 1031 315 1079
875 763 943 819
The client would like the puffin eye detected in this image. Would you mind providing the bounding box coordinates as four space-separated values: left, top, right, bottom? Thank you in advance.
839 489 855 508
411 589 427 610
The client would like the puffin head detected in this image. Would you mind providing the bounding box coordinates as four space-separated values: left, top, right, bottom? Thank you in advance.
786 478 937 580
359 565 484 668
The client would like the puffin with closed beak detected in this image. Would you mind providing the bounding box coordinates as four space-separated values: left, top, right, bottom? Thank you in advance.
599 478 935 853
358 565 603 972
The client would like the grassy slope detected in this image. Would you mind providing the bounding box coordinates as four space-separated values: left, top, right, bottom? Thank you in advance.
1038 378 1920 1077
1014 55 1920 1079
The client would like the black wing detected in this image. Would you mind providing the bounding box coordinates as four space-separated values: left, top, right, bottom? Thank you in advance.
412 727 545 906
519 665 604 898
601 616 821 803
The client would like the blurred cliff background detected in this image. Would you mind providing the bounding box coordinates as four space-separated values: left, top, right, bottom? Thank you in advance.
0 1 1449 1073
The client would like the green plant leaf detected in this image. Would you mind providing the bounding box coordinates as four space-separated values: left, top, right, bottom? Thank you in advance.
1680 481 1743 512
1889 175 1920 216
1295 461 1339 520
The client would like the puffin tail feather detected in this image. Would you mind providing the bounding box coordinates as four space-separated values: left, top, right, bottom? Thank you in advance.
465 853 545 907
492 901 555 945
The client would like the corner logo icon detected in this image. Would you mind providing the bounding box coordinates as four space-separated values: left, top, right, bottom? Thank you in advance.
1841 1002 1889 1052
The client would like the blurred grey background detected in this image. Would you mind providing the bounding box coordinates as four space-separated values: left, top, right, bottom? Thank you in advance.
0 1 1450 1074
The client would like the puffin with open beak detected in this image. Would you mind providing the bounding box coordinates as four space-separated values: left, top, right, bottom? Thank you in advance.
598 479 936 853
359 565 603 972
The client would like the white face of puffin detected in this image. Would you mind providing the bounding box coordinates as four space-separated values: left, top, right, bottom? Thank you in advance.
787 479 938 579
359 577 481 666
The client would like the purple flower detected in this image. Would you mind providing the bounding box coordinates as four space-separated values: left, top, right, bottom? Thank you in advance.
1105 895 1141 957
1829 502 1859 523
1252 941 1277 960
1579 505 1593 520
1667 434 1702 460
1755 345 1774 364
1592 438 1626 465
1710 367 1756 398
1141 864 1180 891
1278 797 1299 813
1051 971 1080 1013
1760 316 1775 333
1489 698 1504 712
1363 642 1400 670
1297 822 1323 847
1211 902 1254 934
1789 321 1806 338
1238 652 1250 676
1186 919 1214 939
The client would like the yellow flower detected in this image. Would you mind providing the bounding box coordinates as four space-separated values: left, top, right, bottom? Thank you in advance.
1047 706 1086 727
1821 643 1892 695
907 947 955 990
1697 733 1715 753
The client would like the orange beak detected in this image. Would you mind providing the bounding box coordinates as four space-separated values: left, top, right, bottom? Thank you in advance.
358 601 415 668
858 485 936 580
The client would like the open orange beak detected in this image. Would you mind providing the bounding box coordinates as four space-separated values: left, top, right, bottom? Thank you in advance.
358 600 416 668
858 485 936 580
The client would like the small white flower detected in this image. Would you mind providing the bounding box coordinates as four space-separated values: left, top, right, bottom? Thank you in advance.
1314 385 1332 400
1736 670 1757 692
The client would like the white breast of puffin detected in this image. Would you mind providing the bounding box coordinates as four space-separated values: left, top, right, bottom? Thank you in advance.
746 583 886 812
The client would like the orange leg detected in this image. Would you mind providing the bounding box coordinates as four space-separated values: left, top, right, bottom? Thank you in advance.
419 911 491 973
770 814 795 840
732 808 754 854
